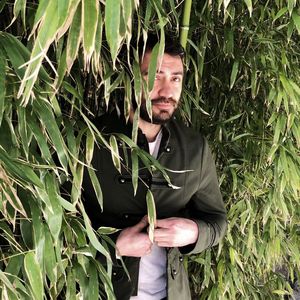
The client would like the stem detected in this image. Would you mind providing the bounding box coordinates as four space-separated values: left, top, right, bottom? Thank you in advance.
180 0 193 49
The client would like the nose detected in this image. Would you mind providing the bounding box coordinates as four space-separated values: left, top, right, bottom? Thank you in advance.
157 79 173 99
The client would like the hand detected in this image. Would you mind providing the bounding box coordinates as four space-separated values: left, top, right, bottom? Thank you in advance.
116 216 153 257
154 217 199 248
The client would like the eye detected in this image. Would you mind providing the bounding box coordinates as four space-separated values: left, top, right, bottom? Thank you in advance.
172 76 181 82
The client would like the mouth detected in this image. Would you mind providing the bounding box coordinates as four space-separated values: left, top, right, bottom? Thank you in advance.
152 98 177 108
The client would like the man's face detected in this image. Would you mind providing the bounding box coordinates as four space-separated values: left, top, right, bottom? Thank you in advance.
139 51 184 124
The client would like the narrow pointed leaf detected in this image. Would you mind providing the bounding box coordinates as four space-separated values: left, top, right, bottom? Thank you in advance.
109 135 121 173
82 0 99 67
87 167 103 211
146 190 156 243
0 47 6 126
24 252 44 300
105 0 121 64
230 60 239 90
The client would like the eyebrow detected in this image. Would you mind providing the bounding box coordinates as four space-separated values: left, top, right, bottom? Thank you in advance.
142 70 184 76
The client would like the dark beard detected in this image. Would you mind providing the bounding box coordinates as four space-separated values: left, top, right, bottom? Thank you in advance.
140 98 177 124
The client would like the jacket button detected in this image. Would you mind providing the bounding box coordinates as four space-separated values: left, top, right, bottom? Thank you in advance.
165 146 171 152
113 271 117 276
119 178 125 184
124 214 129 219
172 269 177 275
179 256 184 262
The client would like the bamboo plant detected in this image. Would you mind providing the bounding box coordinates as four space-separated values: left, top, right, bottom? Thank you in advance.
0 0 299 299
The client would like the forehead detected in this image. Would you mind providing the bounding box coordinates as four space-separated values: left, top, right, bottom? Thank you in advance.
140 51 184 74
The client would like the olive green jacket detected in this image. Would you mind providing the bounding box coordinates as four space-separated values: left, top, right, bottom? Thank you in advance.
83 112 227 299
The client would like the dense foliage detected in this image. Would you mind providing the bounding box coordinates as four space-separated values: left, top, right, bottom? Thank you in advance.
0 0 299 299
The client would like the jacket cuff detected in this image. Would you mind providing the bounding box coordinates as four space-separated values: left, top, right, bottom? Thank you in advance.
179 219 212 255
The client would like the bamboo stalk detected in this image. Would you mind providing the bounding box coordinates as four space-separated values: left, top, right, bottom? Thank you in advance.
180 0 193 49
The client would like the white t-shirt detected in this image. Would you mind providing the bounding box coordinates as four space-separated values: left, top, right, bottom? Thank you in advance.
131 130 167 300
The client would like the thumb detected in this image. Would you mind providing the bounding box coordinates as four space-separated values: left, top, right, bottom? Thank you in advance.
132 215 148 232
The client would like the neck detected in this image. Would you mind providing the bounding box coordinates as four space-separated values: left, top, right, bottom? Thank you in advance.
129 110 162 142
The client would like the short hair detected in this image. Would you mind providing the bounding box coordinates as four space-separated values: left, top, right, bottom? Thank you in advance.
138 33 185 60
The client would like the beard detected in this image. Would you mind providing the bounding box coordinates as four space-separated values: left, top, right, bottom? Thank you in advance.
139 97 178 125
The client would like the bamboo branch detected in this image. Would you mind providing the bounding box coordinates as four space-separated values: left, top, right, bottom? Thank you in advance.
180 0 193 49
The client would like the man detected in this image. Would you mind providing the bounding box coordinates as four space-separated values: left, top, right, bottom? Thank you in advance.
83 34 227 299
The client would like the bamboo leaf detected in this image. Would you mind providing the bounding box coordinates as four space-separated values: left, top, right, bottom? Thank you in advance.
0 271 20 298
66 3 82 72
146 190 156 243
273 7 288 23
79 202 111 260
86 129 95 165
109 135 121 173
66 269 76 299
97 227 120 235
0 47 6 126
82 0 99 68
13 0 26 27
57 195 77 212
292 11 300 33
0 147 44 189
244 0 252 17
45 173 63 240
131 148 138 196
33 100 68 173
43 225 57 283
24 252 44 300
26 112 53 163
18 0 59 105
17 106 30 158
105 0 121 65
87 263 99 300
230 60 239 90
147 42 159 92
87 167 103 211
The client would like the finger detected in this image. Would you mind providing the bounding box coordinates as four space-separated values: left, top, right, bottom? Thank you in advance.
155 218 173 228
132 215 149 232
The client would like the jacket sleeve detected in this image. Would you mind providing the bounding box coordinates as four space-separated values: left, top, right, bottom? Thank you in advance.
180 137 227 255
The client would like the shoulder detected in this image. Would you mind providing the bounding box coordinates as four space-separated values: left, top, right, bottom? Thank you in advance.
93 111 130 135
167 117 206 145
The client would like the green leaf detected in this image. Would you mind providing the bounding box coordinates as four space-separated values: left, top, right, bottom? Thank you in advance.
292 11 300 34
0 271 20 299
87 167 103 211
0 47 6 126
45 173 63 240
230 60 239 90
146 190 156 243
18 0 59 105
58 195 77 212
26 112 53 164
273 7 288 23
13 0 26 27
131 148 138 196
147 42 159 92
86 129 95 165
43 225 57 283
105 0 121 65
24 252 44 300
0 147 44 189
82 0 99 67
33 100 68 173
109 135 121 173
87 263 99 300
66 268 76 299
97 227 120 235
66 3 82 72
243 0 252 17
79 202 111 260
